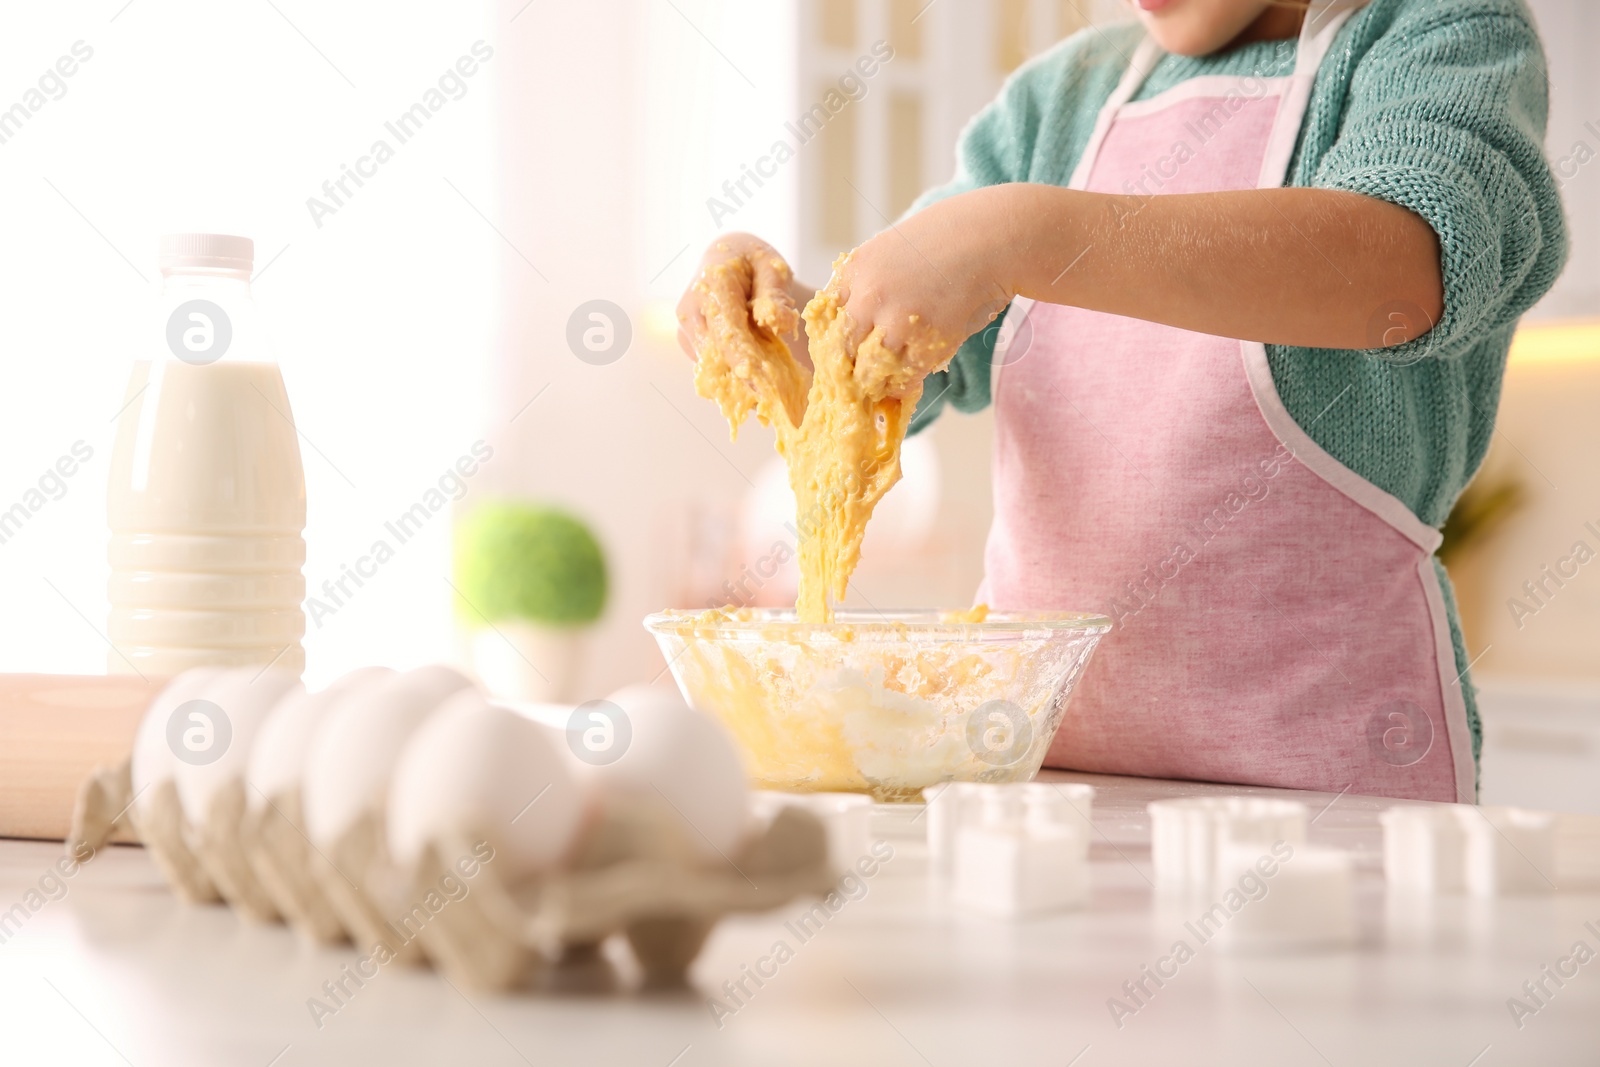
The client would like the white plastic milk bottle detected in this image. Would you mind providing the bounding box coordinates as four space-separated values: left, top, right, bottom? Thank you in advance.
106 234 307 677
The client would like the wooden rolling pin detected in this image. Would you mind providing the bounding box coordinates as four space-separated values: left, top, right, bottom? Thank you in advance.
0 673 165 841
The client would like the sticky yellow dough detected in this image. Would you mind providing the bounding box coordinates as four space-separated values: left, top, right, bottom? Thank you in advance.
692 251 949 623
682 254 1017 797
692 253 809 437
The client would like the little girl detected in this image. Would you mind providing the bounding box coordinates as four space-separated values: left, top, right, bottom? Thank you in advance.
677 0 1567 803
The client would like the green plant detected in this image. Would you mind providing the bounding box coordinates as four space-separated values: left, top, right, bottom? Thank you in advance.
453 502 607 627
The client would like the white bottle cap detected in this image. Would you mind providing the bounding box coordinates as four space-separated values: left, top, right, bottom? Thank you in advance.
160 233 254 274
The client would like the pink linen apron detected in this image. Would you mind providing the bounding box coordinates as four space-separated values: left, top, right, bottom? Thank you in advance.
980 0 1475 803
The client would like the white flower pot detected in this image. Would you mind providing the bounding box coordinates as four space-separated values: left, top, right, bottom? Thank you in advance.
468 621 587 704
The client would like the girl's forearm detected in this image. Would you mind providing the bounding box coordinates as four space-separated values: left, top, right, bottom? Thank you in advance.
986 183 1444 350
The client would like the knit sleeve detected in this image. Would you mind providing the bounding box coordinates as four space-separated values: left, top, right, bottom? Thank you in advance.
1311 5 1568 364
904 62 1037 434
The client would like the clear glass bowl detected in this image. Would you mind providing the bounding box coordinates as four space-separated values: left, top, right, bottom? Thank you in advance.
643 608 1111 802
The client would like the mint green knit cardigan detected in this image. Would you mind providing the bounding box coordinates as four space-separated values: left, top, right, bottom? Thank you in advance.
907 0 1571 769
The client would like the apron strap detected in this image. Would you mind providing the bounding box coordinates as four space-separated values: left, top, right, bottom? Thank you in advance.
1065 35 1163 190
1256 0 1367 188
1073 3 1367 192
1300 0 1371 72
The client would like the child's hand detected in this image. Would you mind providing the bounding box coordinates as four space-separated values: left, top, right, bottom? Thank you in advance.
677 234 812 369
829 187 1016 399
832 179 1445 381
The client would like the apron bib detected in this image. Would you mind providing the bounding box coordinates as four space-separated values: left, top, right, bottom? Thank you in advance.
980 0 1474 803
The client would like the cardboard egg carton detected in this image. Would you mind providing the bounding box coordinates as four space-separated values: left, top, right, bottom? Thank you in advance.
67 675 835 993
398 799 835 991
240 786 345 942
71 757 221 904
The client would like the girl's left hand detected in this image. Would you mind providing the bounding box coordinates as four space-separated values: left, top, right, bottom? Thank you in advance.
829 185 1019 399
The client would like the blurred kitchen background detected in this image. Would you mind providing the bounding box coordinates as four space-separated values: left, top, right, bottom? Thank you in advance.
0 0 1596 809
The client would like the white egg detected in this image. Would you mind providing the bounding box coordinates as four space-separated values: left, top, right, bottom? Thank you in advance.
173 667 300 824
131 667 229 820
387 691 584 881
302 665 474 847
247 666 395 810
585 684 750 862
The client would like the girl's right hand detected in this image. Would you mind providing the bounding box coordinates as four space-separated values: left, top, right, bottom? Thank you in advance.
676 233 812 369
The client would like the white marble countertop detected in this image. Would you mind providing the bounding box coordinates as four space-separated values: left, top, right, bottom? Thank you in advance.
2 771 1598 1066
